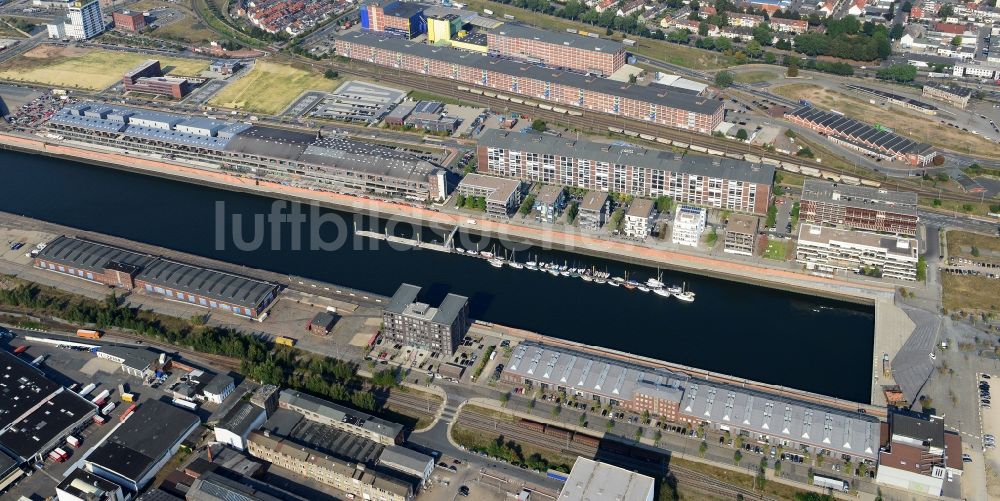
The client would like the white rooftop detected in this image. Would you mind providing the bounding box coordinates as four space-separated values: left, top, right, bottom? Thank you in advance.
559 457 655 501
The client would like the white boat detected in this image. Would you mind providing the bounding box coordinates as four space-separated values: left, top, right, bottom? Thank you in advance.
653 288 671 297
607 280 619 287
637 285 650 292
480 251 494 259
548 268 560 276
526 261 537 268
465 249 478 255
594 277 607 284
673 282 695 302
560 270 571 277
509 262 524 269
646 278 664 288
582 274 594 282
489 258 504 268
667 285 683 295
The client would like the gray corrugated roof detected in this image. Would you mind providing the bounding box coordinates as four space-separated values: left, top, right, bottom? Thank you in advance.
337 31 723 116
479 129 775 185
378 445 433 472
100 346 160 370
431 293 468 325
138 259 278 310
386 283 421 314
217 402 266 437
36 235 156 274
204 373 235 395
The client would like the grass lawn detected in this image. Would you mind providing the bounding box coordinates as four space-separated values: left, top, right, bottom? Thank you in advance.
763 239 788 261
942 273 1000 313
919 197 995 218
147 0 221 44
670 457 812 501
947 230 1000 266
451 424 577 469
733 70 777 84
209 60 338 114
772 83 1000 159
0 45 208 90
457 0 732 70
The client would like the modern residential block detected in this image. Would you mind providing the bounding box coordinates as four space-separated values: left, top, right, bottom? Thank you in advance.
623 198 655 238
723 214 759 256
800 180 918 236
671 205 706 247
455 173 524 218
382 284 470 355
796 224 919 281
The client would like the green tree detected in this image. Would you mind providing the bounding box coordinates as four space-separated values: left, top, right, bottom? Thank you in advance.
698 21 709 37
736 128 749 140
714 70 734 88
734 450 743 464
324 69 339 79
519 194 536 216
500 392 510 407
764 52 777 64
531 119 546 132
876 64 917 82
699 440 708 457
654 196 673 213
787 58 799 77
951 35 962 47
566 202 579 224
746 40 763 58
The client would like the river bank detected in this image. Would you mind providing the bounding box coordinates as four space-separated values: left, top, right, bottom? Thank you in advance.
0 131 892 304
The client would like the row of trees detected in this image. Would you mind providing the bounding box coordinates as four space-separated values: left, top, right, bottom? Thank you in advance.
0 282 388 413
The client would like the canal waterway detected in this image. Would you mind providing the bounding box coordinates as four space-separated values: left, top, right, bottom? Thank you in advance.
0 150 875 401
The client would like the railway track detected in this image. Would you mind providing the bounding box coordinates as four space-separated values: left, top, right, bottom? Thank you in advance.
457 408 778 500
296 56 991 204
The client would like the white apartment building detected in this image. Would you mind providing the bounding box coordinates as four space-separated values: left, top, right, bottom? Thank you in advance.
623 198 655 238
48 0 104 39
671 205 706 247
796 224 919 281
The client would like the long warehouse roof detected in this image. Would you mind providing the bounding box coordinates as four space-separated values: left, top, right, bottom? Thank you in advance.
337 31 723 116
787 107 932 155
479 129 775 185
488 23 624 54
138 259 278 310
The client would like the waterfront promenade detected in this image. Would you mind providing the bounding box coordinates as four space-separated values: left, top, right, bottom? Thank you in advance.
0 131 894 302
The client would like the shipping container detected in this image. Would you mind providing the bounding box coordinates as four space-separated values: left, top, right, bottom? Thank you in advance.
66 436 81 448
76 329 102 339
13 345 27 354
92 415 107 425
120 403 137 422
53 448 69 460
519 419 546 433
275 336 295 347
121 393 135 403
101 402 116 415
78 383 96 396
31 355 45 366
172 398 198 411
92 389 110 404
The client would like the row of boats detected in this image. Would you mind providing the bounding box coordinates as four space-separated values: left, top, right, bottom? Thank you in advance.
457 247 695 302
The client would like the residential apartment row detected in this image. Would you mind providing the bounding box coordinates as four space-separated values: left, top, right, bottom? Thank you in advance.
334 31 724 134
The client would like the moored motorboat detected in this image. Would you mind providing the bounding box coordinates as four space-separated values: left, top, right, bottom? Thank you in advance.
653 288 671 297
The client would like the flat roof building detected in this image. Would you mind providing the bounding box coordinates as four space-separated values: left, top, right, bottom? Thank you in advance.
95 346 163 379
672 205 706 247
533 185 566 223
455 173 524 218
0 350 96 464
558 457 655 501
876 413 961 497
922 81 972 109
112 10 145 32
796 223 919 281
382 283 470 355
46 103 447 202
335 32 724 134
723 214 759 256
577 192 609 230
85 400 200 492
486 23 626 76
247 431 414 501
623 198 655 238
477 130 773 215
35 236 280 320
800 180 918 236
278 389 405 445
378 445 435 484
56 469 126 501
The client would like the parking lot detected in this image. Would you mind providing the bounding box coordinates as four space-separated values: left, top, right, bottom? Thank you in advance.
0 335 231 500
368 331 515 387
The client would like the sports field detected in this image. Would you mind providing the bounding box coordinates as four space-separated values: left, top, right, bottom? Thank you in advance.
0 45 208 90
208 60 338 114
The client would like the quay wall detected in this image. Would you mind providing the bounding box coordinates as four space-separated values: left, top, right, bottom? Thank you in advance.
0 131 892 305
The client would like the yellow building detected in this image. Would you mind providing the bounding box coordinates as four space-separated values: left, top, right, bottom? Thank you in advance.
427 13 462 43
